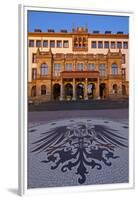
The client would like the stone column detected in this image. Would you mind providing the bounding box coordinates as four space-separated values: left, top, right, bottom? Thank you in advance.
96 77 100 99
84 61 87 71
60 79 64 100
73 60 76 71
119 82 122 95
37 84 41 97
84 78 88 100
72 78 76 100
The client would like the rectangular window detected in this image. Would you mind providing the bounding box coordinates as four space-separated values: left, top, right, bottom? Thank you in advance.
32 53 36 63
50 40 55 48
43 40 48 47
98 41 103 48
76 63 84 71
91 41 97 48
57 40 62 48
36 40 41 47
54 63 61 76
112 64 118 75
122 54 126 64
63 40 69 48
29 40 34 47
32 68 37 80
99 64 106 76
104 41 109 48
40 64 48 76
117 41 122 49
65 63 72 71
122 68 126 80
123 41 128 49
111 41 115 49
87 63 95 71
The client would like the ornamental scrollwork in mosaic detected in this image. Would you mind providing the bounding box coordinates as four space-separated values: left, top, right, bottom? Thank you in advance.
31 121 128 184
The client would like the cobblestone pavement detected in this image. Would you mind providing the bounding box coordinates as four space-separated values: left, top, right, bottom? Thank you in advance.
28 109 128 189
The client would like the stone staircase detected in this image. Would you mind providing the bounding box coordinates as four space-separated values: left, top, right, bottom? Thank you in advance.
28 98 129 111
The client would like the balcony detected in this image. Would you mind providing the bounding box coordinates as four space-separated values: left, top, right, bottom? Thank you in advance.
36 75 51 80
61 71 99 78
108 74 122 79
99 75 108 80
73 46 88 52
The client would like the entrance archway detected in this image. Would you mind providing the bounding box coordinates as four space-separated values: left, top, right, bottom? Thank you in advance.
87 83 95 99
113 84 118 94
53 84 60 100
122 85 126 95
100 83 106 99
64 83 73 100
41 85 46 96
76 83 84 100
31 86 36 97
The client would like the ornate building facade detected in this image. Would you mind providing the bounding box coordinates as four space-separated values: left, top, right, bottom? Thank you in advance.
28 27 129 103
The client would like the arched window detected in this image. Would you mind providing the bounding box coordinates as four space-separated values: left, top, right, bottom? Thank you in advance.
40 63 48 76
41 85 46 95
76 63 84 71
122 85 126 95
87 63 94 71
112 63 118 75
54 63 60 76
113 84 118 94
31 86 36 97
99 64 106 76
65 63 72 71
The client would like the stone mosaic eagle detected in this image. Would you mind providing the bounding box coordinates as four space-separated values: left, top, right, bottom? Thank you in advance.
31 121 128 184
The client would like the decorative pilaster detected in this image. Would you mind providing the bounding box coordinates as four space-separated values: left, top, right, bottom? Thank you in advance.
84 78 88 100
72 78 76 100
60 79 64 100
96 77 100 99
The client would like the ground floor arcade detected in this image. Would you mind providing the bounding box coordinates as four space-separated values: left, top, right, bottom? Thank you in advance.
28 77 129 103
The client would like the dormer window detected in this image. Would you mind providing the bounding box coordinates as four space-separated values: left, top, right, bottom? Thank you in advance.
50 40 55 48
63 40 69 48
36 40 41 47
98 41 103 48
57 40 62 48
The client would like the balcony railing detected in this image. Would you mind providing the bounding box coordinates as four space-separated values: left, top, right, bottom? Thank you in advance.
36 75 51 80
61 71 99 78
72 46 88 52
108 74 122 79
99 75 108 80
32 73 123 81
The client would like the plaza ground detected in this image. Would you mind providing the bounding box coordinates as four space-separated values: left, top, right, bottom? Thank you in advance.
28 108 128 125
28 108 128 188
28 98 128 112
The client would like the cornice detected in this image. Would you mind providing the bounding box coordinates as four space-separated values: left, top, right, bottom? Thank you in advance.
28 32 129 39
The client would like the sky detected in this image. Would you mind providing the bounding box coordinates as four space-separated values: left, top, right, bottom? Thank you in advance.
28 11 129 34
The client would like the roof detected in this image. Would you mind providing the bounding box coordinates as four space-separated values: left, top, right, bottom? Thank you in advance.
28 32 129 39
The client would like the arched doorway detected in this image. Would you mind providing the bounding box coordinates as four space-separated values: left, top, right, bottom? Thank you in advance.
122 85 126 95
100 83 106 99
87 83 95 99
64 83 73 100
41 85 46 96
53 84 60 100
31 86 36 97
76 83 84 100
113 84 118 94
